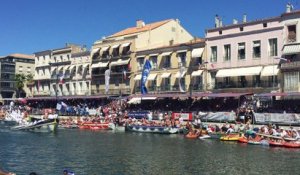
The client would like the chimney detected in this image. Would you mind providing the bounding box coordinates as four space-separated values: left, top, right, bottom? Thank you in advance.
243 14 247 23
219 17 223 27
215 15 220 28
233 19 238 24
136 19 145 28
286 3 293 13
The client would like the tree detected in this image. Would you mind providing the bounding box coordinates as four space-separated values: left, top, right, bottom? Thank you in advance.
26 73 34 83
15 73 26 98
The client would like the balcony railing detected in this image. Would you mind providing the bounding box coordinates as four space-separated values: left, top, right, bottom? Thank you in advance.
281 61 300 70
192 84 204 91
214 80 279 89
287 33 296 43
92 87 131 95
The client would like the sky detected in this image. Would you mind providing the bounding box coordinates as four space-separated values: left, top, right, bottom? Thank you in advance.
0 0 296 56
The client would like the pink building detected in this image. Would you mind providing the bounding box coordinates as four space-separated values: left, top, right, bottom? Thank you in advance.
205 14 283 93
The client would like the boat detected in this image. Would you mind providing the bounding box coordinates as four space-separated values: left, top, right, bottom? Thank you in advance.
11 118 58 132
185 131 200 139
220 133 242 141
79 122 110 130
108 123 125 132
199 134 211 139
238 137 248 143
125 124 179 134
269 140 284 147
283 141 300 148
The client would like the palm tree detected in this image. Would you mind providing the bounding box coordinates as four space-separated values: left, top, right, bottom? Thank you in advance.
15 73 26 98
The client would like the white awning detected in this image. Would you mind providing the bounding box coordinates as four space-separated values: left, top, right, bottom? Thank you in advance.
110 59 130 67
101 46 109 51
261 65 279 76
177 50 187 53
91 48 100 55
134 74 142 80
253 43 260 47
58 66 64 72
161 72 171 78
147 74 157 80
69 65 75 71
128 97 141 104
161 52 172 57
191 70 203 77
192 48 204 58
149 53 158 57
136 55 145 58
128 97 157 104
83 63 89 69
282 43 300 55
64 65 70 71
216 66 263 78
175 70 187 78
238 45 245 49
51 67 57 72
121 42 131 47
112 44 120 49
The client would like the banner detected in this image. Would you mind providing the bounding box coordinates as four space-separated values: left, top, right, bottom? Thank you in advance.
254 113 300 124
105 69 111 94
141 60 151 94
172 112 193 121
179 66 186 92
200 111 236 122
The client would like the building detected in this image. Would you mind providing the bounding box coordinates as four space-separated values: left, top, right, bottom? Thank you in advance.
0 54 34 98
33 50 52 97
205 14 283 94
132 39 205 97
91 19 194 96
280 6 300 93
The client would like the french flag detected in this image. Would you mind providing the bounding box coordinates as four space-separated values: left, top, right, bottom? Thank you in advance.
59 74 64 84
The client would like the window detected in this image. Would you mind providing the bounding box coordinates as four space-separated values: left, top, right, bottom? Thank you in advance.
112 47 119 57
177 52 186 67
219 31 222 35
210 46 217 62
122 46 130 55
163 56 171 68
223 44 231 61
284 72 299 92
60 55 63 61
137 57 144 71
240 27 244 31
67 55 70 60
149 56 157 70
269 38 278 57
263 23 267 28
224 77 231 86
238 43 246 60
287 25 296 43
253 40 261 58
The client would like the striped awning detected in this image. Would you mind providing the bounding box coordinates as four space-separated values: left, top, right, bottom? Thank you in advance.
134 74 142 80
147 74 157 80
282 43 300 55
161 72 171 78
192 48 204 58
110 59 130 67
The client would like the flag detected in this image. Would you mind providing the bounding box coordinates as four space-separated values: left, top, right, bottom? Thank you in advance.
61 101 68 108
59 74 64 84
141 60 151 94
123 69 127 80
210 63 215 69
179 66 186 92
56 103 62 111
105 69 111 94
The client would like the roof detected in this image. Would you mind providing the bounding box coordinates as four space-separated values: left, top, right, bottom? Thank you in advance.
110 19 172 37
206 16 280 33
281 10 300 17
8 53 34 59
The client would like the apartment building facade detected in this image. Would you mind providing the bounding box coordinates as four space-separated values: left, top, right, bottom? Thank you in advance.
0 54 34 98
132 39 205 96
281 9 300 93
205 15 283 93
91 19 194 96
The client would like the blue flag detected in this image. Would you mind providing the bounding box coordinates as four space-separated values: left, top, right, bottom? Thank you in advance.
141 60 151 94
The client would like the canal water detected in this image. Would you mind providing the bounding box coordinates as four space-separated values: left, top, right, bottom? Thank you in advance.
0 124 300 175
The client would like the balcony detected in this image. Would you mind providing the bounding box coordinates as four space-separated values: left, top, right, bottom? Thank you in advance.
287 33 296 43
281 61 300 70
192 84 204 91
92 87 131 96
214 80 279 89
161 85 171 91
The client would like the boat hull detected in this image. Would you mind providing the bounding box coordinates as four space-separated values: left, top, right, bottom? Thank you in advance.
125 124 178 134
11 119 58 133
